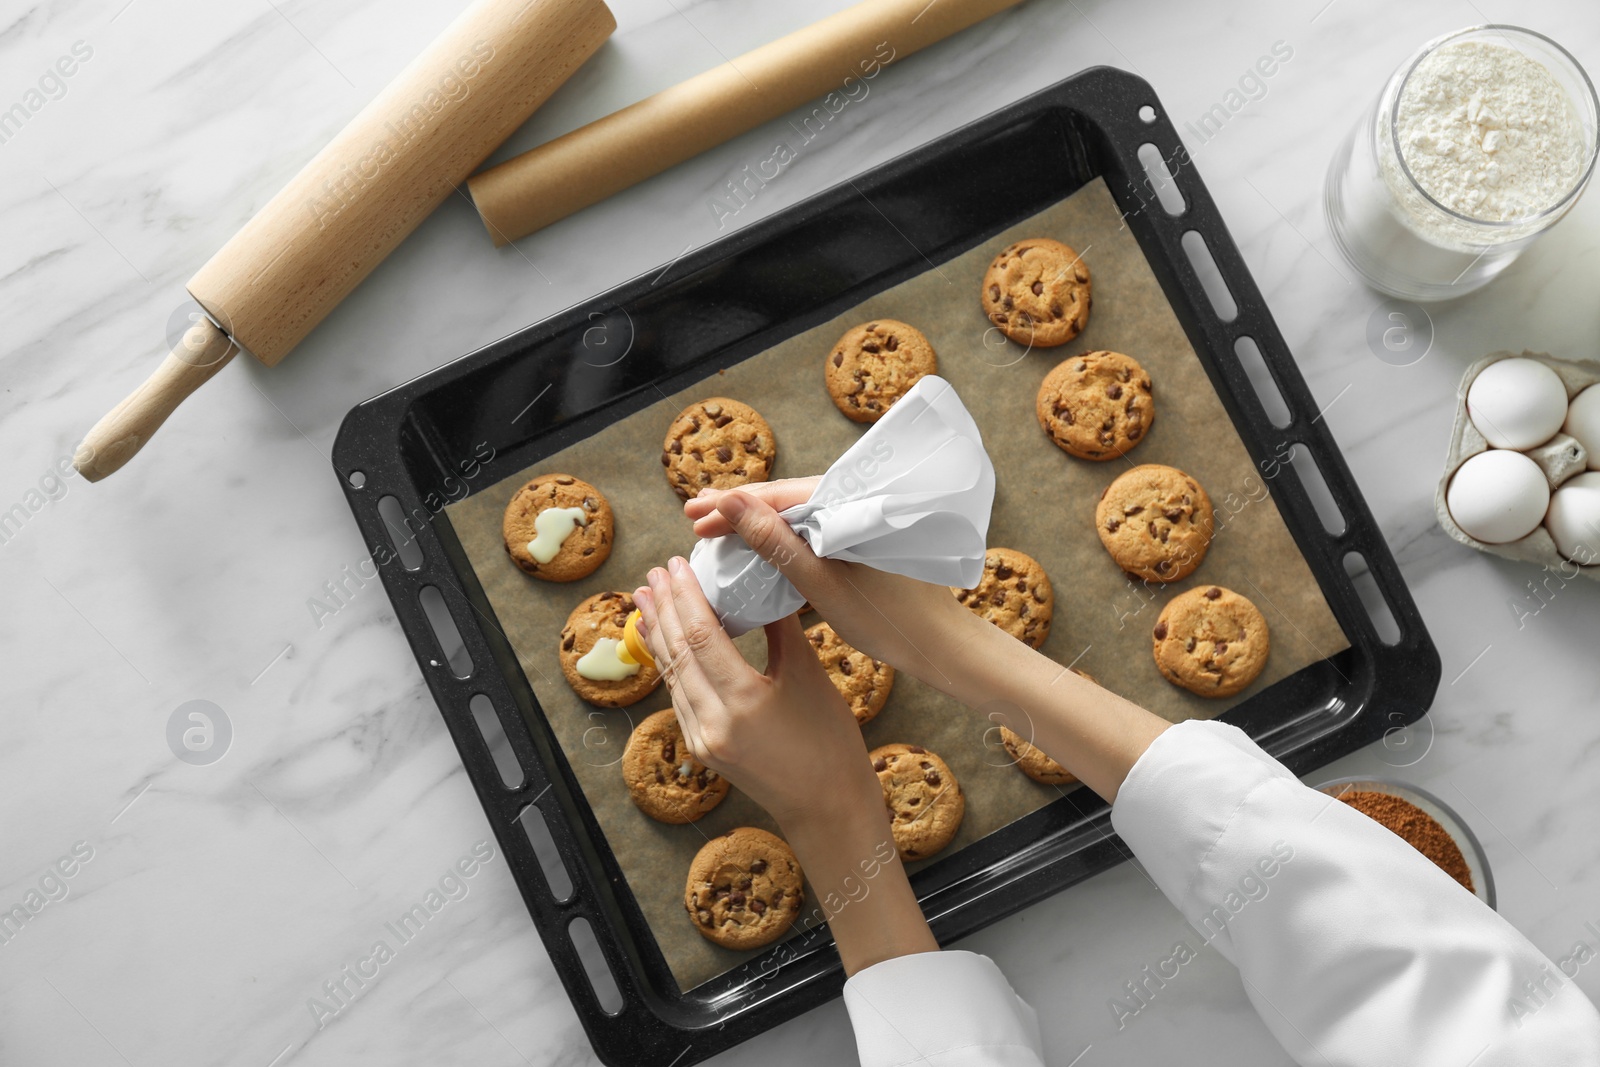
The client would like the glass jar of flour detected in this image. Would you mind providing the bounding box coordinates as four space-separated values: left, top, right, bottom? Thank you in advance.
1326 25 1597 301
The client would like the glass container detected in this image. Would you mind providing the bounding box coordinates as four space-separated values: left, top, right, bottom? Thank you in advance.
1314 775 1496 910
1325 26 1598 301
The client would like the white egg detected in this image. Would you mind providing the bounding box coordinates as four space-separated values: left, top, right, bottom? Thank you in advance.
1562 383 1600 471
1466 358 1568 450
1544 471 1600 563
1446 449 1550 544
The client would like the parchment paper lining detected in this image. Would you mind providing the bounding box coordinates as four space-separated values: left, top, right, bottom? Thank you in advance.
443 178 1350 991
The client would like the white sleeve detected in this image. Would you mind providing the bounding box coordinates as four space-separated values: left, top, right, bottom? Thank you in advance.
1111 718 1600 1067
843 950 1046 1066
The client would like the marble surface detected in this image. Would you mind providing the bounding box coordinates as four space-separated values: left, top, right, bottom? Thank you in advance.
2 0 1598 1064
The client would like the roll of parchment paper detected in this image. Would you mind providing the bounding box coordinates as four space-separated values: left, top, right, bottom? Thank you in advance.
467 0 1022 245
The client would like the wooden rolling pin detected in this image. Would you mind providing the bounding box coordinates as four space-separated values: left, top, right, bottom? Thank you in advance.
75 0 615 481
467 0 1023 246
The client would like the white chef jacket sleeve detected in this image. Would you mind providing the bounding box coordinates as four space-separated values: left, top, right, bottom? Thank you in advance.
1111 718 1600 1067
843 950 1045 1066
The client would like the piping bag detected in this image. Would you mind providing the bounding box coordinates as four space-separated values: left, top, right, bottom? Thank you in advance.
687 375 996 637
618 376 993 664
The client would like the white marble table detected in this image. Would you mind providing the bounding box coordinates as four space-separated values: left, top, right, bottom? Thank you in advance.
4 0 1598 1063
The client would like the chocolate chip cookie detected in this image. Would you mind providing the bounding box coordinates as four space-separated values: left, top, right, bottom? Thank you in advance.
558 591 662 707
805 621 894 725
685 827 805 951
823 319 938 423
501 473 613 582
951 547 1054 649
1152 585 1270 698
981 237 1092 348
1096 465 1214 583
999 669 1096 786
1036 350 1155 461
622 709 730 824
871 744 964 861
661 398 776 500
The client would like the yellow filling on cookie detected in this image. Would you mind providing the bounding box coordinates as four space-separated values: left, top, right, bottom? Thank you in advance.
576 638 641 681
527 506 587 563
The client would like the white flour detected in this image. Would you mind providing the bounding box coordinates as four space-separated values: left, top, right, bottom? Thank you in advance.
1395 40 1584 222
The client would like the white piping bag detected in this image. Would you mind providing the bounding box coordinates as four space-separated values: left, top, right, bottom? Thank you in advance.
688 375 995 636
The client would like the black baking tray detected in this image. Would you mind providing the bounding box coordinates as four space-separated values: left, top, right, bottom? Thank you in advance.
332 67 1440 1066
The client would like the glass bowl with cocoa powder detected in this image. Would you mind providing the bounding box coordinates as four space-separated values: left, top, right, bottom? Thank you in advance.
1313 777 1496 910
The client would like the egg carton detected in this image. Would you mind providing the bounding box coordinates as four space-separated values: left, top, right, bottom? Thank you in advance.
1436 350 1600 578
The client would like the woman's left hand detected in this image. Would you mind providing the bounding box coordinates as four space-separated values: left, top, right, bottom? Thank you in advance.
633 556 881 835
636 556 940 976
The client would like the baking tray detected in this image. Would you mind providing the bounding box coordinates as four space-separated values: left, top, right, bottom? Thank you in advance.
331 67 1440 1066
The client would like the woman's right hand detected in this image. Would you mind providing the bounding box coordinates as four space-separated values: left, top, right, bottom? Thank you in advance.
691 479 1171 805
683 481 978 685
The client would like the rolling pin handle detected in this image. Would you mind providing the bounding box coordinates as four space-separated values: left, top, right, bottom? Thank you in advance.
74 317 238 481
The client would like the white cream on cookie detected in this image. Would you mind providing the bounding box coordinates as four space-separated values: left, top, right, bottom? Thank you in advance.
575 637 642 681
527 506 587 564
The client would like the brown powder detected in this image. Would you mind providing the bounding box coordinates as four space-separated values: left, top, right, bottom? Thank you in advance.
1338 790 1474 893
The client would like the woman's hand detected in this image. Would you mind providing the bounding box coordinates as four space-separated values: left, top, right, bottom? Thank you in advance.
683 477 820 535
683 482 979 689
684 480 1170 804
633 556 879 833
633 557 940 974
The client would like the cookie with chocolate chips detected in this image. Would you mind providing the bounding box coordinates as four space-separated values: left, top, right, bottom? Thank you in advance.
661 398 776 500
501 473 613 582
1096 464 1214 583
999 669 1096 786
1036 350 1155 461
684 827 805 951
951 547 1054 649
622 709 730 824
557 591 662 707
870 743 964 862
981 237 1091 348
805 621 895 725
1152 585 1270 698
823 319 938 423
